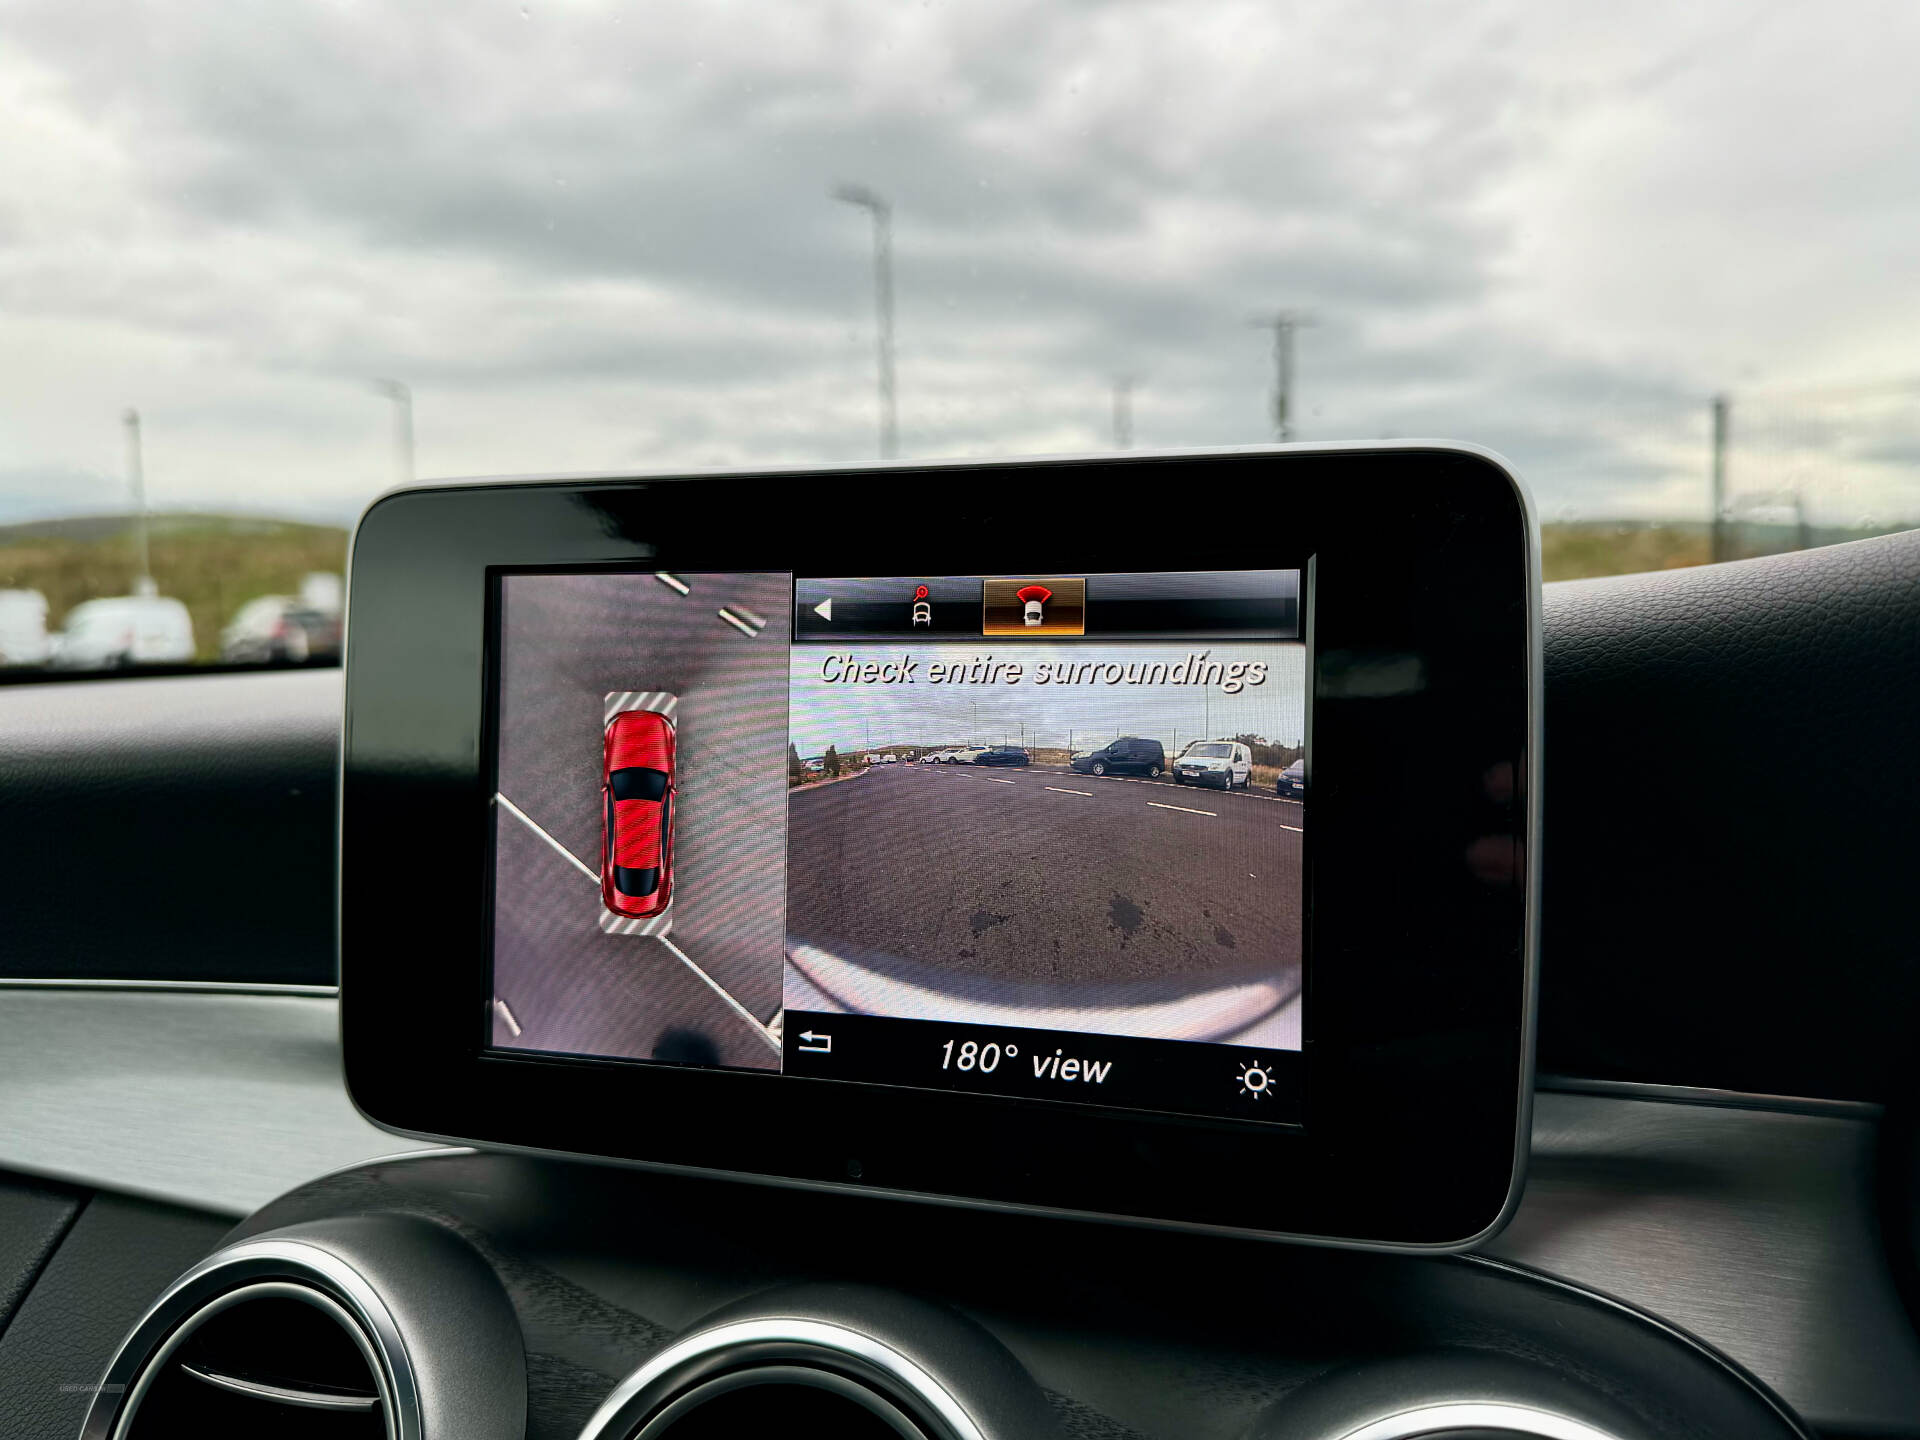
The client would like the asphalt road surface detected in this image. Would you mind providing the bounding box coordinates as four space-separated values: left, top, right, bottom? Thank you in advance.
489 570 790 1068
787 760 1303 1004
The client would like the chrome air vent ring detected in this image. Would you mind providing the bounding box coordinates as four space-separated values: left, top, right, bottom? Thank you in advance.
79 1215 524 1440
80 1238 419 1440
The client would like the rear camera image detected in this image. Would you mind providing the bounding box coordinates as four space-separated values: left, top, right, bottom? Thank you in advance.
784 624 1304 1051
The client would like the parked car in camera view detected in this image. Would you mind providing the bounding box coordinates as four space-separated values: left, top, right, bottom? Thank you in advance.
1069 736 1165 778
601 708 675 919
975 745 1031 767
49 595 195 669
1174 740 1252 789
951 746 991 764
220 595 343 663
1275 758 1306 797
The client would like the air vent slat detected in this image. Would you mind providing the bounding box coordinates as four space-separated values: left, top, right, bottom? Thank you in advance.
180 1359 382 1412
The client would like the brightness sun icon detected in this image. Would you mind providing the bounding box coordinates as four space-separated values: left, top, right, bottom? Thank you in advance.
1236 1061 1274 1099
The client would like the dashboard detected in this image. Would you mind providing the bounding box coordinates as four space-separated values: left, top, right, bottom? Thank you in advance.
0 454 1916 1440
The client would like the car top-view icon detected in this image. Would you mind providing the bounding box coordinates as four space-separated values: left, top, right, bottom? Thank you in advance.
602 708 676 918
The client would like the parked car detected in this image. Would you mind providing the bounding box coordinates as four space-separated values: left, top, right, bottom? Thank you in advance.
1275 758 1306 797
881 753 898 764
931 749 961 763
0 589 51 666
601 709 675 919
49 595 195 668
951 746 991 764
1069 736 1165 778
1174 741 1252 789
975 745 1031 767
220 595 343 662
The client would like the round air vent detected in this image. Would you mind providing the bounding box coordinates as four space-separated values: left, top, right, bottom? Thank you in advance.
118 1280 391 1438
580 1288 1052 1440
81 1216 525 1440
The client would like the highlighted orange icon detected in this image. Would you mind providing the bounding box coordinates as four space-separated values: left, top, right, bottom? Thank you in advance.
983 578 1085 635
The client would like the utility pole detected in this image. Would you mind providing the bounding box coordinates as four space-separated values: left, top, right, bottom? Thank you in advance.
1710 393 1730 563
1112 375 1135 449
832 184 898 459
121 409 153 594
371 378 415 486
1251 311 1314 442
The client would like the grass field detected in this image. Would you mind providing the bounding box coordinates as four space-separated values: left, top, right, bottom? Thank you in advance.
0 513 349 662
0 511 1903 664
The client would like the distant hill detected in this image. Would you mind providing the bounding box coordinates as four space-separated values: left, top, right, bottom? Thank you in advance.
0 512 350 661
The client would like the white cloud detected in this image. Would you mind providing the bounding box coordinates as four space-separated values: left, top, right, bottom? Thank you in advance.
3 0 1918 527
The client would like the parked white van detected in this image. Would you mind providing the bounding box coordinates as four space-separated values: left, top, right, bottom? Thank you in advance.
0 590 51 665
1173 740 1253 790
50 596 196 669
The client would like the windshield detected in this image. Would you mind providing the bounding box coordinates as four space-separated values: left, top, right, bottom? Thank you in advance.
5 3 1917 675
1189 744 1234 759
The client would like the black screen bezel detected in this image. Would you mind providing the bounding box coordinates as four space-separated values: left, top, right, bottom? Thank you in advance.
341 445 1537 1248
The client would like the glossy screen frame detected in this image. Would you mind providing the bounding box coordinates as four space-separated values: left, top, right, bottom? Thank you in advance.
341 444 1539 1249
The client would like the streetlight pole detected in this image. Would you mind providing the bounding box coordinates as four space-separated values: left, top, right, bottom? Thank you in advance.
832 184 898 460
1112 375 1135 449
121 409 152 593
371 378 415 486
1251 311 1314 442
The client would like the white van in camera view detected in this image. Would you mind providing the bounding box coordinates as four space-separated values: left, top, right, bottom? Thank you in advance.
1174 740 1253 790
50 595 196 669
0 589 51 665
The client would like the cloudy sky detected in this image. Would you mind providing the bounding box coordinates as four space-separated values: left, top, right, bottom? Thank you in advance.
5 0 1920 528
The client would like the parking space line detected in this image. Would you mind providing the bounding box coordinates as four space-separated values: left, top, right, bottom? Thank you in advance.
718 605 766 637
1044 786 1093 797
653 571 690 595
1147 800 1217 817
497 792 598 881
982 777 1016 785
654 934 783 1053
1277 822 1303 832
492 997 522 1037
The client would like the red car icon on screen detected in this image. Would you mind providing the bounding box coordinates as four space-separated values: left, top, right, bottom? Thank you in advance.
601 709 676 918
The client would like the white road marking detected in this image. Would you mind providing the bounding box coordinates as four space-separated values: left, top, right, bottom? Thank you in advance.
1277 822 1304 832
1044 786 1093 797
496 792 598 881
982 777 1016 785
655 934 783 1053
653 571 690 595
1147 800 1217 817
492 997 523 1037
718 605 766 637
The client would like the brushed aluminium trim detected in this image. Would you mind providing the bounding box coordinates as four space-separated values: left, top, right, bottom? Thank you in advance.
1335 1402 1623 1440
0 977 338 997
576 1317 987 1440
80 1244 422 1440
342 441 1543 1255
1535 1074 1882 1120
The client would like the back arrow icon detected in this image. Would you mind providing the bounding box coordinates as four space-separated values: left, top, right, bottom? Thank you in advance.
812 598 832 621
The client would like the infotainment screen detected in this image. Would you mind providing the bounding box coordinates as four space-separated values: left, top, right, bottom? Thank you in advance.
488 569 1308 1126
343 446 1537 1249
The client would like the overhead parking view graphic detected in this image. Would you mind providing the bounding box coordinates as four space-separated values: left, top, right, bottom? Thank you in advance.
784 571 1306 1050
489 570 789 1070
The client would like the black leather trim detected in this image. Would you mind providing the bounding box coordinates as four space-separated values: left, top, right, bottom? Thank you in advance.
1538 528 1920 1100
0 1191 230 1440
0 670 339 985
